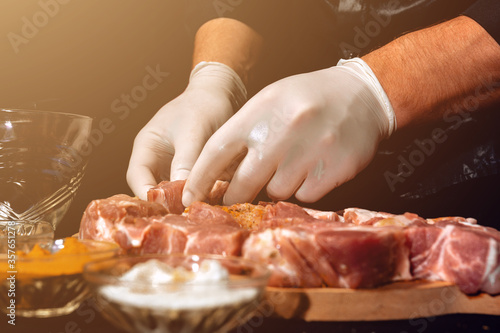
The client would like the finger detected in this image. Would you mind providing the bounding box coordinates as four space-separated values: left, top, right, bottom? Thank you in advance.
170 137 206 181
217 150 247 182
127 149 161 201
222 147 279 205
126 164 157 200
182 137 247 207
266 145 309 201
126 136 173 200
294 155 349 203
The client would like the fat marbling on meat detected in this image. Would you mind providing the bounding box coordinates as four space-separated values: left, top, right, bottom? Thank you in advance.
243 221 411 288
78 194 168 247
79 182 500 295
405 219 500 294
147 179 229 214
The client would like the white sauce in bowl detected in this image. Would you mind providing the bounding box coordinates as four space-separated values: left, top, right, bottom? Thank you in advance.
100 259 258 310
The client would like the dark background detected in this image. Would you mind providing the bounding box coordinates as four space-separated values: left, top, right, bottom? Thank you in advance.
1 1 499 332
2 308 499 333
0 1 200 237
2 0 498 238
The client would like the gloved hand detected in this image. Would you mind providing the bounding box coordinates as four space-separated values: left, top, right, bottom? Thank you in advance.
182 57 396 206
127 61 247 200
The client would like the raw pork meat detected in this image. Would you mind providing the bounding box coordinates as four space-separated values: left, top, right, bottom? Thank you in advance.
185 201 238 226
140 203 248 256
140 216 248 256
80 197 248 256
243 222 411 288
147 179 229 214
405 219 500 294
78 184 500 295
343 208 427 226
343 208 395 225
222 201 341 230
220 203 266 229
79 194 167 246
138 215 192 254
303 207 342 222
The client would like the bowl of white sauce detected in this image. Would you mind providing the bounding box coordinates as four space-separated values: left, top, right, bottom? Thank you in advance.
83 254 270 333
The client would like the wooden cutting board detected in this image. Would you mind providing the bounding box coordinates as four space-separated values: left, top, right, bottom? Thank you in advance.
265 280 500 321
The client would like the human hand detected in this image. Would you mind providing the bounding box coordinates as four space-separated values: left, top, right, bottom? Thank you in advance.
127 62 247 200
183 58 396 206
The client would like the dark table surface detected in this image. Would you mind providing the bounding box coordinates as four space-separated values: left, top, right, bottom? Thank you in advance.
2 304 499 333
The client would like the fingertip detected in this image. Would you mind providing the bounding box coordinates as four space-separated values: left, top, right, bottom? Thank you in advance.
266 178 297 202
182 172 213 207
182 189 195 208
126 172 156 201
294 181 328 203
137 189 149 201
222 187 257 206
134 184 156 201
222 193 234 206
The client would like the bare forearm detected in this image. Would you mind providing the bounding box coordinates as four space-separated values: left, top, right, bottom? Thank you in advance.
363 15 500 129
193 18 263 85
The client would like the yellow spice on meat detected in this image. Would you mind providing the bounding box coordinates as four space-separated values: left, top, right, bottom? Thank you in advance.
220 203 266 230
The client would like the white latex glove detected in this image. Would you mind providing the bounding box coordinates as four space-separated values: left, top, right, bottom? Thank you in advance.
127 61 247 200
183 57 396 206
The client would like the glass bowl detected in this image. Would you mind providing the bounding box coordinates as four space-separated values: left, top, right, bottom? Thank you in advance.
0 108 92 229
0 220 54 238
0 220 55 253
83 254 270 333
0 237 120 318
